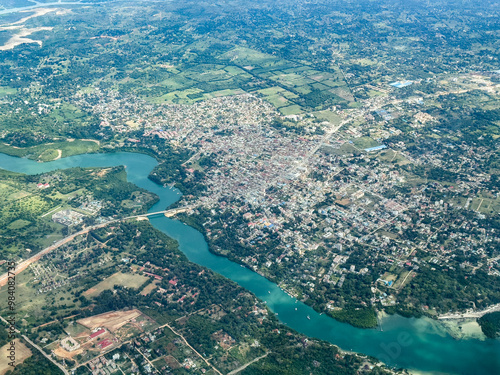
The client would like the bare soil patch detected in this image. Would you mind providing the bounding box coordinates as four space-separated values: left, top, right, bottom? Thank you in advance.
77 309 142 332
0 339 32 375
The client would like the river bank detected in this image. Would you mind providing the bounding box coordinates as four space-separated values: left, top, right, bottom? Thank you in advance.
437 302 500 320
439 319 485 340
379 310 486 341
0 151 498 374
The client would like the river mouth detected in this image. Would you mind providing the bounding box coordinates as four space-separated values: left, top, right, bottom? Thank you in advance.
0 151 498 375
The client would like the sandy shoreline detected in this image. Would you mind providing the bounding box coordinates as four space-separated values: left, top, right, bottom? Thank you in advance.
437 302 500 320
439 318 486 340
377 310 486 341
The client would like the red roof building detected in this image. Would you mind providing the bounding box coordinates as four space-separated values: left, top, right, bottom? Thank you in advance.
90 328 106 339
99 339 113 349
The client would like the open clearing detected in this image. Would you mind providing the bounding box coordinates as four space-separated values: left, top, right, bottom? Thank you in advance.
83 272 148 298
0 339 32 375
77 309 143 332
0 140 99 160
53 344 85 360
141 280 160 295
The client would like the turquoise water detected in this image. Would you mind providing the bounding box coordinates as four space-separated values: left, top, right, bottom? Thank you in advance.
0 152 498 375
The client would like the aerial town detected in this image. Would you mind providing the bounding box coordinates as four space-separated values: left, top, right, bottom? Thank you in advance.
66 70 500 323
0 0 499 374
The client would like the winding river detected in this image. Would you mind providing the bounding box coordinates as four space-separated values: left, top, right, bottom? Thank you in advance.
0 152 498 375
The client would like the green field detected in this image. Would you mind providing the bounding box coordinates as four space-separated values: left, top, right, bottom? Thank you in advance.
0 140 99 160
392 271 412 290
376 149 411 165
218 47 278 66
7 219 31 230
352 136 381 149
65 322 91 337
265 94 292 108
315 110 342 125
0 86 16 97
38 148 60 162
279 105 303 115
469 196 500 215
132 43 352 110
84 272 149 298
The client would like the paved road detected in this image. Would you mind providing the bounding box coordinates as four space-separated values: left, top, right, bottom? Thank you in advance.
297 114 362 179
0 315 69 375
0 221 113 287
438 303 500 320
0 205 197 286
227 352 269 375
165 323 223 375
22 334 69 375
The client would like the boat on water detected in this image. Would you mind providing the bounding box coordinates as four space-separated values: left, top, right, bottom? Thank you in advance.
295 308 297 311
307 315 310 320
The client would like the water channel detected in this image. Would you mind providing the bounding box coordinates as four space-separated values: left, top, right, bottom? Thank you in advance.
0 152 498 375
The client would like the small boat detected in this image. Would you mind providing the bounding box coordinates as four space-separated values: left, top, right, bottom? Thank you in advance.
268 291 271 294
295 308 297 311
307 315 310 320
